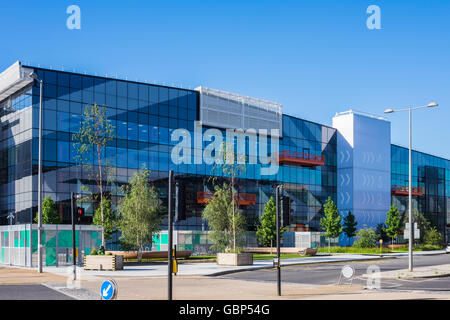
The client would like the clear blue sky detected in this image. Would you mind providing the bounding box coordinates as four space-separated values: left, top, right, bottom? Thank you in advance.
1 0 449 158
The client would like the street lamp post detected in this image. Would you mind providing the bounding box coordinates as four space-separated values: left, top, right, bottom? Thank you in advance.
384 102 438 272
29 72 43 273
275 184 282 296
168 170 174 301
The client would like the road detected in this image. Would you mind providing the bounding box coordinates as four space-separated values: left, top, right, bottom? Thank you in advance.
0 284 74 300
219 254 450 292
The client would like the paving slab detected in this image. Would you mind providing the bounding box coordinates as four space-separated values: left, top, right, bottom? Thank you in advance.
362 263 450 279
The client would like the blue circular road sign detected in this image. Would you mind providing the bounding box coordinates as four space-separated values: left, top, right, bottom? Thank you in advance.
101 279 117 300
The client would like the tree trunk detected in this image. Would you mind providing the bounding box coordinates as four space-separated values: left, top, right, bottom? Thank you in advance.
270 239 273 255
97 144 105 248
232 176 236 252
328 238 331 254
137 236 142 263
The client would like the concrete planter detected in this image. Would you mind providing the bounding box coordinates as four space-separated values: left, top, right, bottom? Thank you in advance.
216 253 253 266
84 255 123 271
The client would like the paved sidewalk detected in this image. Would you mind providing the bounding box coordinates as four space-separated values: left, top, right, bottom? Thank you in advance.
41 254 392 278
0 266 67 284
362 264 450 279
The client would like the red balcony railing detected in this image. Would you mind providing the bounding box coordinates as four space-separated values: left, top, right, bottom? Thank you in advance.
391 185 424 196
197 191 256 206
278 151 325 167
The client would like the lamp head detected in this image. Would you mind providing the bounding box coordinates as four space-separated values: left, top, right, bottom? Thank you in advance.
28 72 38 80
427 102 438 108
384 108 394 114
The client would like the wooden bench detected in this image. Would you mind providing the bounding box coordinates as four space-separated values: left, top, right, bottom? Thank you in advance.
244 247 317 256
105 250 192 260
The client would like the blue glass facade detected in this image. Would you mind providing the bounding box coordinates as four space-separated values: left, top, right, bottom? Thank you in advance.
0 67 337 233
391 145 450 239
0 64 448 242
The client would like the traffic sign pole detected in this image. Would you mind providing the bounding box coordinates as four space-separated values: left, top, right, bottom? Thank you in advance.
101 279 118 300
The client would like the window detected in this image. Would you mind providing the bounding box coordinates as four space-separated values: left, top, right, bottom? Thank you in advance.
70 75 82 89
117 148 127 168
94 78 105 93
128 122 138 141
58 86 70 101
105 80 116 95
117 81 127 97
159 87 169 104
169 89 178 106
128 83 139 100
128 149 139 169
149 86 158 103
44 110 57 131
82 76 94 91
57 141 70 163
57 112 70 132
70 114 81 133
139 84 148 101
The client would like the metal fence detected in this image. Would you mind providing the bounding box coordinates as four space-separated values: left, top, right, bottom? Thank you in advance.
0 224 103 268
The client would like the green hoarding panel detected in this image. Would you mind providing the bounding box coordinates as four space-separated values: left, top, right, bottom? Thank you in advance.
1 248 4 263
32 230 38 253
91 231 98 239
160 233 168 244
44 232 56 248
84 247 91 255
57 231 73 247
45 248 56 266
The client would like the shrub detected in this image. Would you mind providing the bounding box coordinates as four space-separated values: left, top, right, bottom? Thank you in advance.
420 244 443 251
106 252 113 256
424 227 443 246
353 227 377 248
98 245 105 255
90 249 98 255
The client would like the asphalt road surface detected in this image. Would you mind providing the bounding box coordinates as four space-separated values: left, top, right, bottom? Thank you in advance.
0 284 74 300
220 254 450 292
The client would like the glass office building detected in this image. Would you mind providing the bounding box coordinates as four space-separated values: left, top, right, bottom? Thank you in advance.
391 145 450 239
0 62 336 234
0 61 448 242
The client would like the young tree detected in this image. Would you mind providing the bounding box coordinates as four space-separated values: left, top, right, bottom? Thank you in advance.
93 199 118 241
256 197 287 252
384 205 401 248
211 142 246 252
320 197 343 253
342 211 357 246
202 183 247 253
73 104 115 247
34 196 60 224
118 170 164 263
375 223 389 243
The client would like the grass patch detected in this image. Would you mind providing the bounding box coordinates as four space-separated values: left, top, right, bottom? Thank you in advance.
317 247 390 254
317 245 444 254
